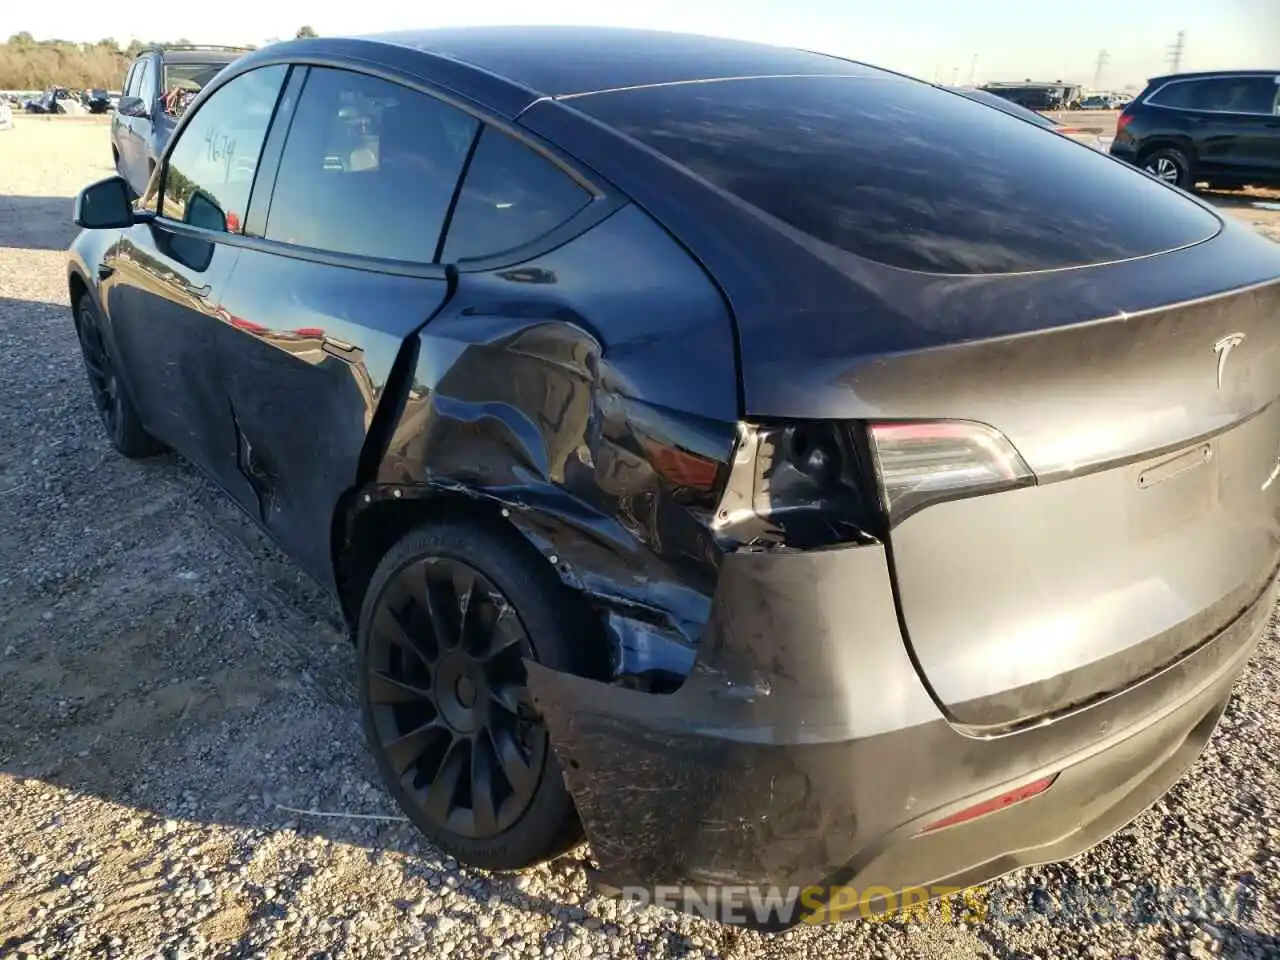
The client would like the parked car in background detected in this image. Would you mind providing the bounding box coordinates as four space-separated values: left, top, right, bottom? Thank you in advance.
81 88 112 113
1111 70 1280 191
1109 94 1132 109
950 86 1109 150
1078 94 1113 109
111 44 251 196
24 86 72 114
69 28 1280 930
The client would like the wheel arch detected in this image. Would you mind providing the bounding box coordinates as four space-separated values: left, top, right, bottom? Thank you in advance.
332 476 712 694
68 268 91 314
1135 136 1198 167
334 485 615 680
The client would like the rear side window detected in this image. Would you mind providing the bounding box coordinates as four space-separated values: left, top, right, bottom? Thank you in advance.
1150 76 1280 114
264 67 478 263
1195 76 1279 114
575 76 1220 275
1146 80 1201 109
442 127 591 262
161 65 287 233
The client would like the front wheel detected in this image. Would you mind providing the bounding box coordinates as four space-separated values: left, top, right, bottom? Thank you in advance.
1142 147 1193 191
74 293 163 458
356 520 591 870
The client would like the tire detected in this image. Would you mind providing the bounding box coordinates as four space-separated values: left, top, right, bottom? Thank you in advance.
356 519 594 870
73 293 164 458
1141 146 1193 191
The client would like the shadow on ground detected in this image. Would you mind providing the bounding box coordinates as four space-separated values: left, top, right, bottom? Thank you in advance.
0 195 78 250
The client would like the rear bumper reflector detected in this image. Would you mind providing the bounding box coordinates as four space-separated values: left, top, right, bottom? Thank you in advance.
918 775 1058 833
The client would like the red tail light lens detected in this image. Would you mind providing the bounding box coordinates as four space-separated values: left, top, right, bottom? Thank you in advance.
1116 113 1133 136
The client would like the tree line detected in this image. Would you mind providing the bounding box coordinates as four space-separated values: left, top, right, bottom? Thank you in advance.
0 29 318 90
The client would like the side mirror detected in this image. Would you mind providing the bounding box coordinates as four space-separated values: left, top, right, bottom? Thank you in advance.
185 188 228 233
74 175 141 229
117 95 148 118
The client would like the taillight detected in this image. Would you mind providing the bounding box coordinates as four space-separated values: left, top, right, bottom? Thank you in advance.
1115 113 1133 137
868 420 1034 524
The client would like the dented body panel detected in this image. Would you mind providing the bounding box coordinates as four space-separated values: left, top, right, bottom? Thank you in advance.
370 203 739 668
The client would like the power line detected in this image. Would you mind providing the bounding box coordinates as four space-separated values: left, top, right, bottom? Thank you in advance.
1166 31 1186 74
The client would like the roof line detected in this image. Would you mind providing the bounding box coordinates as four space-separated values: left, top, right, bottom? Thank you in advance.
552 72 900 101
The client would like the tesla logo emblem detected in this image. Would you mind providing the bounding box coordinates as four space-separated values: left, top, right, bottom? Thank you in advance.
1212 333 1246 390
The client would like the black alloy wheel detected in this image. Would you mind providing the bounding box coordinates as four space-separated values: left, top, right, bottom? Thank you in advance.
365 555 545 839
74 294 161 458
75 300 122 433
357 519 600 870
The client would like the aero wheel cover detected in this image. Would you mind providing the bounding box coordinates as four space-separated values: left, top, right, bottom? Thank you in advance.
366 556 546 839
75 306 123 438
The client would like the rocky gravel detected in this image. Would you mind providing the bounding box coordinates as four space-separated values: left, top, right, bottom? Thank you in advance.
2 117 1280 960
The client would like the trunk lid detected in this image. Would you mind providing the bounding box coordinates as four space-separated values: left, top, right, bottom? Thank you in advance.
870 276 1280 731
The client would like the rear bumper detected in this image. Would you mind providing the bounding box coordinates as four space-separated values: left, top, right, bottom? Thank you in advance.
527 544 1275 930
1108 137 1139 163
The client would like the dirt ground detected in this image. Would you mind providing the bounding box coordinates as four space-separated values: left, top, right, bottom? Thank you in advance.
2 117 1280 960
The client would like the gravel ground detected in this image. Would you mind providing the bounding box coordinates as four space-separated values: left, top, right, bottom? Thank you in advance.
2 117 1280 960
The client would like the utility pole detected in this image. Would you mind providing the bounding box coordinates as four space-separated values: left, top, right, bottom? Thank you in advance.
1093 49 1109 90
968 54 978 86
1166 31 1186 74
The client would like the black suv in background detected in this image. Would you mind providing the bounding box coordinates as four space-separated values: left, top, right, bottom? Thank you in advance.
111 45 251 196
1110 70 1280 191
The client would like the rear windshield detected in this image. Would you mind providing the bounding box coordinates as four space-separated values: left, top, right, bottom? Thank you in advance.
574 76 1220 274
163 62 230 95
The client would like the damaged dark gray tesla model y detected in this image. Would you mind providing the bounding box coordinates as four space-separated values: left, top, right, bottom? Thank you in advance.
66 26 1280 928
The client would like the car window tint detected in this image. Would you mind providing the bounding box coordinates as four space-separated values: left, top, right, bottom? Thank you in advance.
163 62 226 119
160 65 287 234
442 126 591 262
575 75 1218 275
123 64 138 98
1148 80 1200 109
1193 76 1277 114
264 67 478 263
1151 77 1278 113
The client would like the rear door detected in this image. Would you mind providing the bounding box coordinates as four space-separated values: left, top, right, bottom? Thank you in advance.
210 65 472 586
1237 74 1280 183
1182 75 1277 181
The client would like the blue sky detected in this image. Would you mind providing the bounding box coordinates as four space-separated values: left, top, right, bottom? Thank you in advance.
11 0 1278 89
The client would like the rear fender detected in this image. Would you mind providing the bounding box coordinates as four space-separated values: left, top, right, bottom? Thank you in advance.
346 312 738 687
